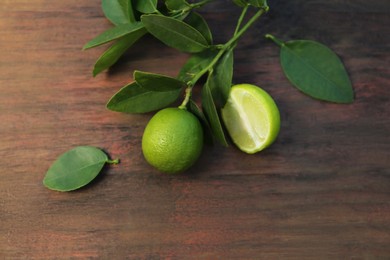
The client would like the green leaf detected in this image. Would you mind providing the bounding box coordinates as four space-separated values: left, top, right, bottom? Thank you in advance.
177 50 217 82
185 12 213 44
188 99 214 145
268 35 354 103
232 0 268 8
102 0 136 25
165 0 189 11
43 146 118 192
248 0 268 8
83 22 144 50
134 70 186 91
207 49 234 107
232 0 248 7
107 82 181 113
93 28 146 76
134 0 158 14
141 14 209 53
201 79 228 146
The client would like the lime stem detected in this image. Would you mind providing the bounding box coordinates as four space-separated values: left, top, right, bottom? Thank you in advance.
171 0 213 17
234 5 249 36
227 8 267 49
179 7 268 109
107 158 120 165
179 87 192 109
265 34 284 47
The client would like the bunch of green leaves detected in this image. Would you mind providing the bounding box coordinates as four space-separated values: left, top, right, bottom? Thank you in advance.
83 0 216 76
85 0 353 145
43 0 354 192
85 0 274 146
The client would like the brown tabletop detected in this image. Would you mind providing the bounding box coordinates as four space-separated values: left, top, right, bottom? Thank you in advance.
1 0 389 259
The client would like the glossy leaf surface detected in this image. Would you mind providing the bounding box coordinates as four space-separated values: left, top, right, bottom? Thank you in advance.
165 0 189 11
93 28 146 76
134 0 158 14
107 82 181 113
279 39 354 103
201 80 228 146
43 146 110 192
177 50 217 82
207 49 234 107
134 70 186 91
141 14 209 53
102 0 135 25
185 12 213 44
188 99 214 145
83 22 144 50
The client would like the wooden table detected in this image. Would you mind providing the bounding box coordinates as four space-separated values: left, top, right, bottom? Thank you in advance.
1 0 389 259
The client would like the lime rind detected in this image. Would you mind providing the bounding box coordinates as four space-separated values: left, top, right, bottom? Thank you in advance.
142 108 204 174
222 84 280 154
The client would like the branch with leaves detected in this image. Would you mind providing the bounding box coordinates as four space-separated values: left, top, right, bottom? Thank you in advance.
43 0 354 190
85 0 353 144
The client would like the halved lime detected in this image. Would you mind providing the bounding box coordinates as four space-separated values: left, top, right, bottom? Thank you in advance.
221 84 280 154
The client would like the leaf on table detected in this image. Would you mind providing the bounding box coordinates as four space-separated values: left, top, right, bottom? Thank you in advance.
134 70 186 91
201 79 228 146
93 28 147 76
141 14 209 53
83 22 144 50
184 12 213 44
43 146 116 192
102 0 136 25
276 37 354 103
134 0 158 14
107 82 181 113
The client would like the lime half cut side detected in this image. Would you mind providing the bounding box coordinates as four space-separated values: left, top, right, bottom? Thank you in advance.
221 84 280 154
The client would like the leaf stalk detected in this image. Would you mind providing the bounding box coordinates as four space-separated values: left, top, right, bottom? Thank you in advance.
179 87 192 109
107 159 120 164
234 4 249 36
179 7 268 108
227 8 267 50
265 34 284 47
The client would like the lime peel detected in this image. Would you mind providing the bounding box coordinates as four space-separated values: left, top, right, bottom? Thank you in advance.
142 107 204 174
222 84 280 154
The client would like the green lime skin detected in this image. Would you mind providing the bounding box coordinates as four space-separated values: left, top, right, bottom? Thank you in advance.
142 107 204 174
221 83 281 154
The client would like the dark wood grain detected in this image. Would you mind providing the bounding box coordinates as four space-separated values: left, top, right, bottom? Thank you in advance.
1 0 389 259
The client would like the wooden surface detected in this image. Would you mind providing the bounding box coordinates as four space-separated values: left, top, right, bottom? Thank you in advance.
1 0 389 259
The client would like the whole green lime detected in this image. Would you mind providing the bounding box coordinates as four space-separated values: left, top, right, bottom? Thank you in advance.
142 107 204 174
